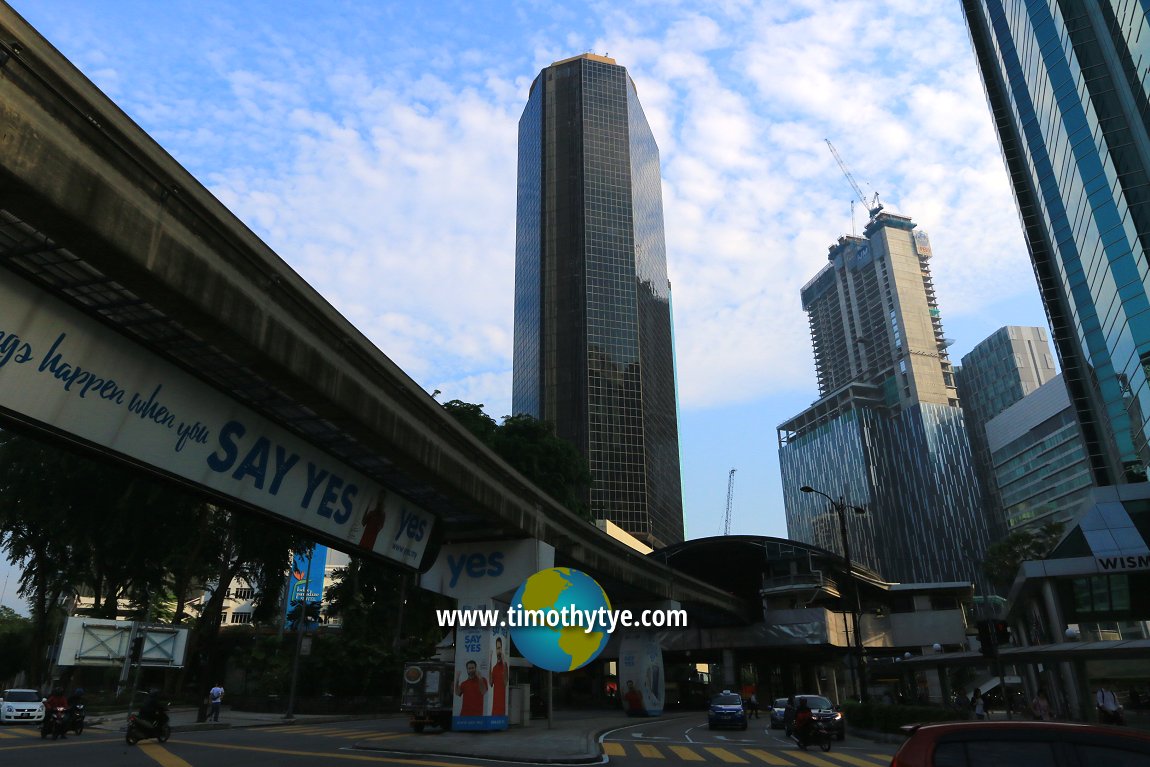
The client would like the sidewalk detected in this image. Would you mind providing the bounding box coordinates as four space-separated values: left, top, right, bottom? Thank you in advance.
354 710 694 764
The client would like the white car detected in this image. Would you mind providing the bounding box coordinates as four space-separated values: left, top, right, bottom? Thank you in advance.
0 689 45 724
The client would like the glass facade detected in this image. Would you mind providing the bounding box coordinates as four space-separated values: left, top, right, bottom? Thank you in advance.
957 326 1058 535
963 0 1150 487
512 55 684 546
780 397 987 584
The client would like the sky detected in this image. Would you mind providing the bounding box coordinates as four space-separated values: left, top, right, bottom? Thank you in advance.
1 0 1052 611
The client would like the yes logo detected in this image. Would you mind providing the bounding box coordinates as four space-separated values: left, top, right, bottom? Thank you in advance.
395 506 428 542
447 552 505 589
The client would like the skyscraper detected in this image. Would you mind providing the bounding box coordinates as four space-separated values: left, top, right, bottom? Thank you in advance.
779 213 989 583
957 326 1059 534
984 374 1093 535
963 1 1150 486
512 54 684 547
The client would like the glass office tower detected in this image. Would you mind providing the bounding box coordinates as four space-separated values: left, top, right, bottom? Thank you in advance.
957 326 1059 536
512 54 684 547
962 0 1150 486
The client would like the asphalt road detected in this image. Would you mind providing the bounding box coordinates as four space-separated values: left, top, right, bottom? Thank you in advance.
600 714 901 765
0 718 484 767
0 715 902 766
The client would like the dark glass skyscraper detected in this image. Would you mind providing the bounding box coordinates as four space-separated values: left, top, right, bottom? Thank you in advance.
512 54 684 547
963 0 1150 486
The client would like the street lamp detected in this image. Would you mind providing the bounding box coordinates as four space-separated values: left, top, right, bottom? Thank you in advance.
800 485 868 702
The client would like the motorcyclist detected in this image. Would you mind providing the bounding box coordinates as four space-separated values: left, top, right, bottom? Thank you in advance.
793 697 814 743
67 687 86 731
45 687 70 738
138 688 165 729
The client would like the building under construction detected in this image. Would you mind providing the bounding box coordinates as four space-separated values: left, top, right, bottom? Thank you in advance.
778 212 990 584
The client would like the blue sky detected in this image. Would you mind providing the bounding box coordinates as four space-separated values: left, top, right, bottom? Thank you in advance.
2 1 1050 610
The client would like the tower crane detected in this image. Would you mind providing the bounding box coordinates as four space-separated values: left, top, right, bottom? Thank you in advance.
723 468 737 535
825 139 883 221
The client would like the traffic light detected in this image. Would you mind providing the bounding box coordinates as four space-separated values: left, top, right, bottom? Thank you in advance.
975 620 997 658
129 634 145 663
993 620 1011 646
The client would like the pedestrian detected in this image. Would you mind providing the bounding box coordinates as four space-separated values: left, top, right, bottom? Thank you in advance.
971 688 986 720
209 682 225 722
1031 688 1053 721
748 692 760 719
1097 682 1125 725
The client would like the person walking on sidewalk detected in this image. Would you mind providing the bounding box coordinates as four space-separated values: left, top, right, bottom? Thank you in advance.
208 683 225 722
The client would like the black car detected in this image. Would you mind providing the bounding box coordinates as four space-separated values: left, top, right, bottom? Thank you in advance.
708 691 747 730
793 694 845 740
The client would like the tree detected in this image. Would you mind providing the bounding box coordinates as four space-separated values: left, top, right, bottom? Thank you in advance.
441 401 593 520
0 606 33 686
982 522 1065 588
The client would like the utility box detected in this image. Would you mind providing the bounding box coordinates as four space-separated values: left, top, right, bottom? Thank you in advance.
400 661 453 732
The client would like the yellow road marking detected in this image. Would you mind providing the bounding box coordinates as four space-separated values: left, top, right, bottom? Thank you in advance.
705 746 750 763
746 748 796 764
138 741 196 767
820 752 889 766
357 733 407 742
0 731 20 739
169 737 514 764
603 742 625 756
669 745 706 761
637 743 665 758
788 751 842 767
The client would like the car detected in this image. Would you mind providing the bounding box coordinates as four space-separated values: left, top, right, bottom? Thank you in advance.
769 697 790 729
708 691 747 730
0 689 45 724
890 721 1150 766
793 694 845 740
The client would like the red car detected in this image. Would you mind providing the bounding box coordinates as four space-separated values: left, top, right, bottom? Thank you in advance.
890 721 1150 766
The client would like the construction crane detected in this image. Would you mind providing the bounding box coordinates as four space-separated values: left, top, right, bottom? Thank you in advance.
722 468 737 535
825 139 883 222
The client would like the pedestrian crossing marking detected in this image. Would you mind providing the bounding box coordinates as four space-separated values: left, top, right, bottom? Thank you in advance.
746 748 794 764
822 752 886 767
0 730 20 739
356 732 405 741
637 743 666 758
604 742 626 756
669 745 706 761
704 746 750 763
788 750 841 767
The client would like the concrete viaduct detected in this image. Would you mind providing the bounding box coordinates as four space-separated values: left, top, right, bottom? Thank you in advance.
0 6 747 622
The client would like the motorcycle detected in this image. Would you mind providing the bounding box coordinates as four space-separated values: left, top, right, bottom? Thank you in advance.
69 703 85 735
791 720 833 752
125 704 171 745
39 705 69 740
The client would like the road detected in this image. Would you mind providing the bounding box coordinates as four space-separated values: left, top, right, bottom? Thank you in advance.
0 715 900 766
600 714 899 765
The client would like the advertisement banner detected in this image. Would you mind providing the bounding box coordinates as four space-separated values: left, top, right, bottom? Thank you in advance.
284 545 329 629
420 539 555 598
618 632 664 716
452 598 509 731
0 272 434 569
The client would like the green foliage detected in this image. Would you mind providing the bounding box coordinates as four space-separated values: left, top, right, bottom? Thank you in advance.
0 606 32 685
0 429 297 687
981 521 1065 589
441 401 593 520
842 701 968 732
